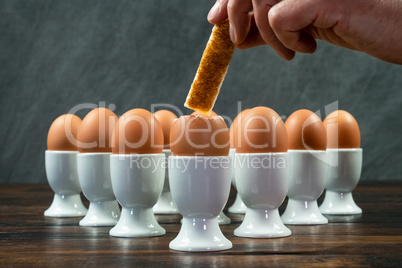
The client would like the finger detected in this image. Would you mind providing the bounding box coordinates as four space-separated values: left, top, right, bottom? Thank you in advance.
268 0 322 53
251 0 296 60
237 13 268 49
238 14 296 60
208 0 229 24
227 0 253 44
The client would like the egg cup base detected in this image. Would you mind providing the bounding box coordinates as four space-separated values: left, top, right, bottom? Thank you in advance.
234 208 291 238
79 200 120 226
153 190 179 214
217 211 231 225
44 193 87 217
109 207 166 237
169 217 232 252
228 193 247 214
281 199 328 225
320 191 362 215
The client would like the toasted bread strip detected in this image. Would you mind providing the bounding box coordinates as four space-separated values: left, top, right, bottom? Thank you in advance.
184 20 235 115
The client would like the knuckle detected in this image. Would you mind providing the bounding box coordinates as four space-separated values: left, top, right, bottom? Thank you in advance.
268 8 284 30
227 1 236 13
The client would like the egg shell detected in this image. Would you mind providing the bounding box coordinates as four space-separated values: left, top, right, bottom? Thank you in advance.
230 109 250 148
47 114 82 151
77 108 118 153
154 110 178 149
236 106 288 153
192 110 218 117
170 114 230 156
111 108 164 154
285 109 326 150
324 110 360 148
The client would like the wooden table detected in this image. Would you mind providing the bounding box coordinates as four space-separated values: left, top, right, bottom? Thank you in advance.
0 183 401 267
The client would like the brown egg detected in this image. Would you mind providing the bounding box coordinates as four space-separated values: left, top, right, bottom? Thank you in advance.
47 114 82 151
236 106 288 153
230 109 250 148
154 110 178 149
112 109 164 154
324 110 360 148
170 114 230 156
192 110 218 117
77 108 118 153
285 109 326 150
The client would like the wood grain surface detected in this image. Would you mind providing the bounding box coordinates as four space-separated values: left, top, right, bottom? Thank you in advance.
0 183 401 267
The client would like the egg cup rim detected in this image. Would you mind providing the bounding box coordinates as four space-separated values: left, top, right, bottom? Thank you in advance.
45 150 78 154
287 149 326 154
169 155 231 159
234 152 288 156
326 148 362 152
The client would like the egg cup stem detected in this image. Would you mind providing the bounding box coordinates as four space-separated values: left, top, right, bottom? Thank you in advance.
153 190 178 214
170 217 231 252
109 207 165 237
228 193 247 214
217 211 231 225
282 199 328 224
234 208 291 238
79 200 120 226
44 193 87 217
320 191 362 215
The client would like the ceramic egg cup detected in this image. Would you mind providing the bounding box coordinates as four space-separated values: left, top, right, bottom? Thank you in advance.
281 150 328 225
109 154 166 237
77 153 120 226
234 153 291 238
153 149 179 214
169 156 232 252
320 148 363 215
228 148 247 214
44 151 88 217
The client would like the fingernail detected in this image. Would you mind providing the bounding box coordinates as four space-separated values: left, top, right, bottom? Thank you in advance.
229 23 237 44
208 2 220 21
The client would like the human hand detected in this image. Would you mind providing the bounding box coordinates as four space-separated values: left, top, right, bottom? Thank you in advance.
208 0 402 64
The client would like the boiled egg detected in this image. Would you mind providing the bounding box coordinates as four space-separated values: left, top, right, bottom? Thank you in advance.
170 114 230 156
229 109 250 148
47 114 82 151
154 110 178 149
77 108 118 153
324 110 360 148
285 109 326 150
235 106 288 153
112 108 164 154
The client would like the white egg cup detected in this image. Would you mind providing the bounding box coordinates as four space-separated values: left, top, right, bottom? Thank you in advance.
77 153 120 226
109 154 166 237
228 148 247 214
281 150 328 225
153 149 179 214
320 148 363 215
234 153 291 238
44 151 88 217
169 156 232 252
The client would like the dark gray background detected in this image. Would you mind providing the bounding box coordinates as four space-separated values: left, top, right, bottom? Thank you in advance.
1 0 401 183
